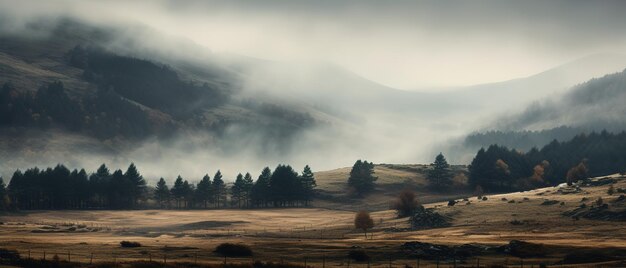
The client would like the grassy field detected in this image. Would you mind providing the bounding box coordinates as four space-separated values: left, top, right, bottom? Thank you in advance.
1 173 625 267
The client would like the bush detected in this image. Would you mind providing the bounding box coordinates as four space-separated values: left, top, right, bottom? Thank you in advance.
447 200 456 206
347 249 370 262
392 189 420 217
541 200 559 206
120 241 142 248
0 248 20 263
214 243 253 257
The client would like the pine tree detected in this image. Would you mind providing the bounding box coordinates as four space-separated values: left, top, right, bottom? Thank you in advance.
171 176 185 209
251 167 271 207
427 153 453 190
0 177 7 210
195 174 212 208
212 170 226 208
242 173 254 207
109 169 131 209
348 160 377 196
90 164 111 207
232 173 244 208
270 165 300 207
300 165 317 206
124 163 146 208
182 180 194 208
155 178 170 208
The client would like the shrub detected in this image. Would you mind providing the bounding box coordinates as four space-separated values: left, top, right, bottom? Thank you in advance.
608 185 615 195
392 189 420 218
447 200 456 206
347 249 370 262
120 241 142 248
214 243 253 257
596 197 604 206
541 200 559 206
482 196 488 201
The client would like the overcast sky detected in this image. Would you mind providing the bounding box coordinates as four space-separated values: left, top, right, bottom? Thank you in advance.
2 0 626 88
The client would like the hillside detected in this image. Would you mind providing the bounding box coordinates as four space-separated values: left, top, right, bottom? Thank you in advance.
312 164 470 211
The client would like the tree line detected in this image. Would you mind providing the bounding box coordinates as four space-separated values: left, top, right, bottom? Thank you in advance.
468 130 626 192
0 163 316 210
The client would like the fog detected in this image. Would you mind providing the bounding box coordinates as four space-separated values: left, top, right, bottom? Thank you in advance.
1 1 626 182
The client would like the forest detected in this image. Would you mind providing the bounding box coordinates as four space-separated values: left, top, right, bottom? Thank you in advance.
0 164 316 210
469 131 626 192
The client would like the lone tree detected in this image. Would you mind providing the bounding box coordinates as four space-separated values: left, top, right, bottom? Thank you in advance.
348 160 377 196
354 210 374 239
154 178 170 208
427 153 453 190
392 189 421 218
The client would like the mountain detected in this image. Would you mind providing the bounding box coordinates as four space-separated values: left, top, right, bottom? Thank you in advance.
455 67 626 160
420 53 626 115
2 17 626 180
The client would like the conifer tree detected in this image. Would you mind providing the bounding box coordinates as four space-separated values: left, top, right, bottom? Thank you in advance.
212 170 226 208
0 177 7 210
155 178 170 208
171 176 185 209
348 160 377 196
427 153 453 190
232 173 244 208
124 163 146 207
242 172 254 207
182 180 194 208
251 167 271 207
300 165 317 206
195 174 212 208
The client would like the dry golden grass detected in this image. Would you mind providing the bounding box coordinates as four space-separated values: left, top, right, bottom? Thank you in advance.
1 174 625 267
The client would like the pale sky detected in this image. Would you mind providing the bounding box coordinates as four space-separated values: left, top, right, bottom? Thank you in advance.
2 0 626 88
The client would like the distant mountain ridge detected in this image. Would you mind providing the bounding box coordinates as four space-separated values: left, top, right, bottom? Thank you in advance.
458 68 626 155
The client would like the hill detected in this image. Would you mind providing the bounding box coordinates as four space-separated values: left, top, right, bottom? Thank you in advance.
312 164 470 211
